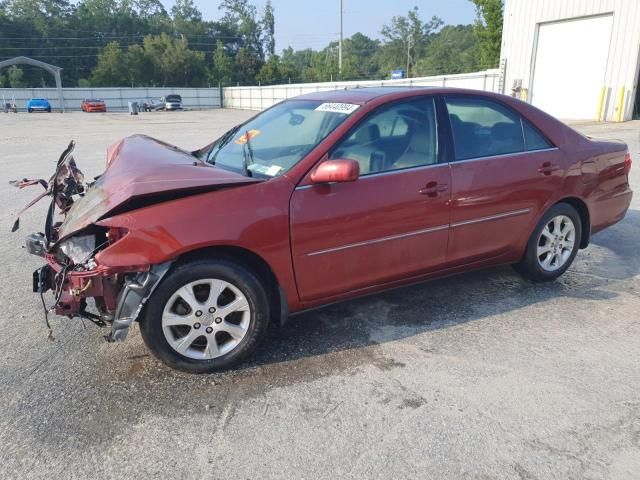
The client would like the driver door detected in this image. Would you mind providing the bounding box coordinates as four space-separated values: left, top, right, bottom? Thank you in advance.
289 97 452 301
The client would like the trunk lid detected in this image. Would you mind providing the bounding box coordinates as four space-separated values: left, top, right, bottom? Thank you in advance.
58 135 259 239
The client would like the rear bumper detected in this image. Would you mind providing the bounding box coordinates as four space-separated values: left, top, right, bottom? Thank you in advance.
591 187 633 235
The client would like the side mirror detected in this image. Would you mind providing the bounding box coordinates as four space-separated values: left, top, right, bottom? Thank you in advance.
310 159 360 184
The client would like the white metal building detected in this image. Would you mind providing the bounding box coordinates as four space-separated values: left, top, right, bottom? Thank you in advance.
500 0 640 121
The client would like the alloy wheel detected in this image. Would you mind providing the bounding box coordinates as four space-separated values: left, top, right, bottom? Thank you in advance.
161 278 251 360
536 215 576 272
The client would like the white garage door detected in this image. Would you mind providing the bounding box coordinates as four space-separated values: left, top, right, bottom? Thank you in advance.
531 15 613 119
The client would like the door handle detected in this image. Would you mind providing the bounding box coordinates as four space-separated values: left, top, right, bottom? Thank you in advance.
419 182 448 197
537 162 560 176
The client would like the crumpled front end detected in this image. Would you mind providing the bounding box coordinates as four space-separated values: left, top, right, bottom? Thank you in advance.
13 136 258 342
28 225 171 342
12 139 170 341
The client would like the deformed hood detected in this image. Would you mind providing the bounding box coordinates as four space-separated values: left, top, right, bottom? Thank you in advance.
58 134 259 239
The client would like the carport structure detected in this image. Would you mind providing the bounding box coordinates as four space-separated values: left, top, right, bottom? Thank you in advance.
0 56 65 112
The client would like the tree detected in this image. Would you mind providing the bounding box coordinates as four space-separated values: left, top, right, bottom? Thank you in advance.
89 41 128 86
343 33 380 79
262 0 275 57
171 0 209 38
379 6 443 77
209 40 234 86
139 33 206 87
89 34 205 87
417 25 480 76
171 0 200 21
8 65 27 87
470 0 503 69
255 53 281 85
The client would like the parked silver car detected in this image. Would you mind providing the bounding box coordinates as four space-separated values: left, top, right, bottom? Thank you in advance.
163 94 183 111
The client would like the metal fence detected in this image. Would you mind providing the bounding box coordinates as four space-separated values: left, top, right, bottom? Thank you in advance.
222 69 502 111
0 69 501 113
0 86 223 112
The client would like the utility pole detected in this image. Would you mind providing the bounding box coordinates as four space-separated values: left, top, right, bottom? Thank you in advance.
339 0 343 73
406 37 412 78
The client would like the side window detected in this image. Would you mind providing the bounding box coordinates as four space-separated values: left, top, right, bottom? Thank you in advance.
445 96 525 161
522 120 552 151
330 98 438 175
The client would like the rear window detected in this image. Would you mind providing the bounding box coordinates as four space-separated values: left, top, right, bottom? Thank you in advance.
445 96 525 161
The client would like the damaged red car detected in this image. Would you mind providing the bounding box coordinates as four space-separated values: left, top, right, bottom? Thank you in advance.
15 88 633 373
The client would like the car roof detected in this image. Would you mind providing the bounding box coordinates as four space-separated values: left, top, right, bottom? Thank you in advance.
289 86 491 104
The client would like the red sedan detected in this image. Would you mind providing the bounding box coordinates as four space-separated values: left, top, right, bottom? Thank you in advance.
81 98 106 112
18 88 633 373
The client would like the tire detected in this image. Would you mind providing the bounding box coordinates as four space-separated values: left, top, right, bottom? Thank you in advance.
46 107 51 113
28 108 32 113
139 259 270 373
514 203 582 282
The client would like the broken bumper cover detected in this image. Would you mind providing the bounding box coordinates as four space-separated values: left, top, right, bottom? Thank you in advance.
107 261 170 342
27 232 171 342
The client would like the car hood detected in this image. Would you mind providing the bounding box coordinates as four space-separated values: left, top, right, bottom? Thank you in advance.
58 134 260 239
29 99 49 106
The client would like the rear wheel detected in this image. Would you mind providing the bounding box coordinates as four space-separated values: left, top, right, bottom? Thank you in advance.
140 259 270 373
27 108 32 113
514 203 582 282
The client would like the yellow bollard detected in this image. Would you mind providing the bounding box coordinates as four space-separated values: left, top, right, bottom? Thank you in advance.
616 86 625 122
596 86 606 121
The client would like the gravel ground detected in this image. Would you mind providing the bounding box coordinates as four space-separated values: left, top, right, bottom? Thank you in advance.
0 110 638 480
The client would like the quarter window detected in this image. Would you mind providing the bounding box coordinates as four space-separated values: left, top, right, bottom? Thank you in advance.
330 98 438 175
522 120 552 151
445 97 526 161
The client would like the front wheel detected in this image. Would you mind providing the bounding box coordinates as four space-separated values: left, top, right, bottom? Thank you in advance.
514 203 582 282
140 259 270 373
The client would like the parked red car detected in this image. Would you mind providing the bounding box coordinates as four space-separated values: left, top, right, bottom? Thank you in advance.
17 87 633 373
81 98 106 112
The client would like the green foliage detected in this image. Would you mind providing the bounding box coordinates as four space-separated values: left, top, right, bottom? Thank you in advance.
89 34 205 87
8 65 27 87
470 0 503 69
262 1 275 57
89 41 127 86
0 1 501 87
209 40 233 86
378 6 444 77
417 25 480 76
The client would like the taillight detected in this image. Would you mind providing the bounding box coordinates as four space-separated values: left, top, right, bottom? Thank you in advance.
625 152 632 176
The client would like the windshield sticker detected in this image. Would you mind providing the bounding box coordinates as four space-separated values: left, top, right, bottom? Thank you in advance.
247 164 283 177
265 165 283 176
315 103 360 115
235 129 261 145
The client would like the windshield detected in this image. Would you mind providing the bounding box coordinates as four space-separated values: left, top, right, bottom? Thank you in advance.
202 99 357 177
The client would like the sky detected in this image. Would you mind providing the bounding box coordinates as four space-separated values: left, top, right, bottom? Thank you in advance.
161 0 477 51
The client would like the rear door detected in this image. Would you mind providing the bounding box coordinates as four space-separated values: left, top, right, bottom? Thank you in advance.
290 97 451 301
443 95 566 264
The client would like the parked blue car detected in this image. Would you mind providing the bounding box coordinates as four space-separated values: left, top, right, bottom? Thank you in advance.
27 98 52 113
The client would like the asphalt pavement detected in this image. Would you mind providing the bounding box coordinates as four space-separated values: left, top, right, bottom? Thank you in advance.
0 110 638 479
